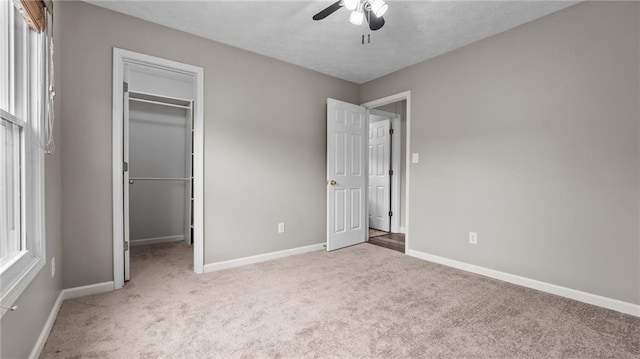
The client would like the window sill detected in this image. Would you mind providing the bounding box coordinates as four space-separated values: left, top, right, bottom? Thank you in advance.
0 254 45 318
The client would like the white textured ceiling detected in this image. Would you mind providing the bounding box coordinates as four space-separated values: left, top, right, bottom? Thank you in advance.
86 1 578 84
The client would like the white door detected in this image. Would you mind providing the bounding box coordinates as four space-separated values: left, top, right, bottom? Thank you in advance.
368 119 391 232
326 98 367 251
123 76 131 281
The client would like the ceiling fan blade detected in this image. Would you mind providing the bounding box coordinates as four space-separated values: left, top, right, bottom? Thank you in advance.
313 1 343 21
365 10 385 31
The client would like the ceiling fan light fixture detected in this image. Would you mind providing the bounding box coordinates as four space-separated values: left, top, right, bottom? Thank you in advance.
344 0 358 11
369 0 388 17
349 4 364 25
312 0 386 30
350 10 364 25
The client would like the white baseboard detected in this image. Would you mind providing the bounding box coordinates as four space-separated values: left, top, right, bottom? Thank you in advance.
204 243 325 273
61 281 115 300
130 235 184 246
407 249 640 317
28 290 64 359
29 281 115 359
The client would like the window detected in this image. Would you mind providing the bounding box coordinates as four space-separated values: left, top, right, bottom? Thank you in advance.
1 116 23 267
0 0 48 315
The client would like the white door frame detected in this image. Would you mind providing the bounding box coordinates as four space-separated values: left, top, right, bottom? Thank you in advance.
362 91 411 253
112 48 205 289
369 109 402 234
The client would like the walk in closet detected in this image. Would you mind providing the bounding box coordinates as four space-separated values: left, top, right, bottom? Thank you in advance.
121 63 196 280
113 50 204 285
127 92 194 246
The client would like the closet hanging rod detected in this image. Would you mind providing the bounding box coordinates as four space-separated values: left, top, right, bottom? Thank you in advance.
129 177 190 181
129 97 192 110
129 90 191 105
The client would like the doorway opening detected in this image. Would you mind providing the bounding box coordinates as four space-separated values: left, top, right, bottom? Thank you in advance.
325 91 411 254
366 101 406 252
112 49 204 290
362 91 411 253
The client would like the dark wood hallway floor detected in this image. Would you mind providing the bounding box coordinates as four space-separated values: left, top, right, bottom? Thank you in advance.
368 229 405 253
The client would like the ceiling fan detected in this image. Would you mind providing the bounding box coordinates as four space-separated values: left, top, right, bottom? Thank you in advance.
313 0 388 31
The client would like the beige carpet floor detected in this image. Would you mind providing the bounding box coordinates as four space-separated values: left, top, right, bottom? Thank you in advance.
42 242 640 358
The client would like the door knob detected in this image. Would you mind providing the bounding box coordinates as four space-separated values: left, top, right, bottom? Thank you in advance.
129 180 135 185
329 180 337 186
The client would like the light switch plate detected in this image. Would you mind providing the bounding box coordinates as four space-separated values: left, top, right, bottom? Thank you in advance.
412 153 419 163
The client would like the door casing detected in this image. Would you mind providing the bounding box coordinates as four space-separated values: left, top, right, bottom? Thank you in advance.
112 48 205 290
362 91 412 253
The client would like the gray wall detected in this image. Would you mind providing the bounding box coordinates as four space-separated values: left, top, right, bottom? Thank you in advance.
0 4 64 357
361 1 640 304
59 1 359 288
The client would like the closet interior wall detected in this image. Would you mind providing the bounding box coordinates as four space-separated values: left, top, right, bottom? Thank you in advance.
126 65 195 246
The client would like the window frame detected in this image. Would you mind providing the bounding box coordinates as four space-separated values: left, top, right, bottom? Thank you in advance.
0 0 47 317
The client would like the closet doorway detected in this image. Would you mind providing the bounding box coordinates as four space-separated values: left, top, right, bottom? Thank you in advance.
124 89 193 281
112 49 204 290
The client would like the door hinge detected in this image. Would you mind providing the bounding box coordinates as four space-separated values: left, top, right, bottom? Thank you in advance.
389 169 393 176
389 211 393 217
390 128 394 135
123 82 129 93
123 162 128 172
124 241 129 251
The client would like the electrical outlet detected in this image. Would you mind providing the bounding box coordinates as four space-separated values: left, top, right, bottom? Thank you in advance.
278 222 285 234
469 232 478 245
51 257 56 277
